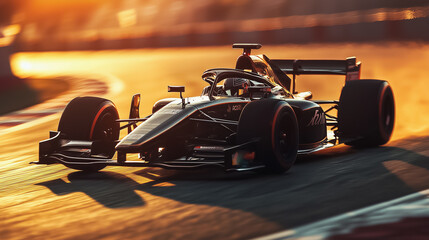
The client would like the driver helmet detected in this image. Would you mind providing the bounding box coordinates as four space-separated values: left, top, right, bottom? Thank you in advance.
223 78 250 96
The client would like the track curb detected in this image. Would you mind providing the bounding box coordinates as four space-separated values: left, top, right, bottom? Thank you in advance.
0 73 123 135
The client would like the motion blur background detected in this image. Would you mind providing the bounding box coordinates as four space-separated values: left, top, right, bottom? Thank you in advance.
1 0 429 50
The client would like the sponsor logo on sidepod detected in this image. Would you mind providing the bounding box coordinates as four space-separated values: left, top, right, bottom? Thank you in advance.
307 109 325 127
232 104 242 111
227 104 242 112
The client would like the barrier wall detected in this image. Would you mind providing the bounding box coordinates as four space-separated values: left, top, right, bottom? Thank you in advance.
15 17 429 52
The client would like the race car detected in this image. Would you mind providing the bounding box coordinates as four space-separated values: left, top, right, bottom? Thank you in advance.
36 43 395 173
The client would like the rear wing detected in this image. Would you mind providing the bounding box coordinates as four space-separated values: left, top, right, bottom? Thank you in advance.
270 57 361 82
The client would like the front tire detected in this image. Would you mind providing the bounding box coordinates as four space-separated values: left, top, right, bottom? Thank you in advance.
338 80 395 147
237 99 299 173
58 96 120 171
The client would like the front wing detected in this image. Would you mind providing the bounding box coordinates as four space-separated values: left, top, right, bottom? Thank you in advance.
35 131 264 172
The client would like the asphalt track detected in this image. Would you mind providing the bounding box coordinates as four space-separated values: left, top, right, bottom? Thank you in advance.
1 44 429 239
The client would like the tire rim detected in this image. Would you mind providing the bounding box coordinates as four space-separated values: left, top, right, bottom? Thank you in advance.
275 111 297 165
92 111 119 158
94 112 117 141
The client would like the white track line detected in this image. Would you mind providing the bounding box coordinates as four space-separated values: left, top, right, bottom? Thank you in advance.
255 189 429 240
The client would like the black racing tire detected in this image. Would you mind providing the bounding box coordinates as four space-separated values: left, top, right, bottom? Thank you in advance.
237 98 299 173
338 80 395 147
58 96 120 171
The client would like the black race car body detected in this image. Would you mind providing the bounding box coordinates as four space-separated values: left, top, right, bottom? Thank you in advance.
36 44 395 173
117 70 326 154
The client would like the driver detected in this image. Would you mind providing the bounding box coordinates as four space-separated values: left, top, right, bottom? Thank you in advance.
223 78 250 97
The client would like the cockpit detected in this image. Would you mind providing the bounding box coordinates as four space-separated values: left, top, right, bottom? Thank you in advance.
201 68 285 100
222 78 250 97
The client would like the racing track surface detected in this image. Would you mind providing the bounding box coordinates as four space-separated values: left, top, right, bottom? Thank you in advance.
2 44 429 239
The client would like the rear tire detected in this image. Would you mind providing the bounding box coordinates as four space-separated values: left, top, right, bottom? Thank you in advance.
338 80 395 147
58 97 120 171
237 99 299 173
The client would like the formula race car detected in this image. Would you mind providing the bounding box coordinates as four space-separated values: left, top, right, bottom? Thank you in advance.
36 43 395 173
